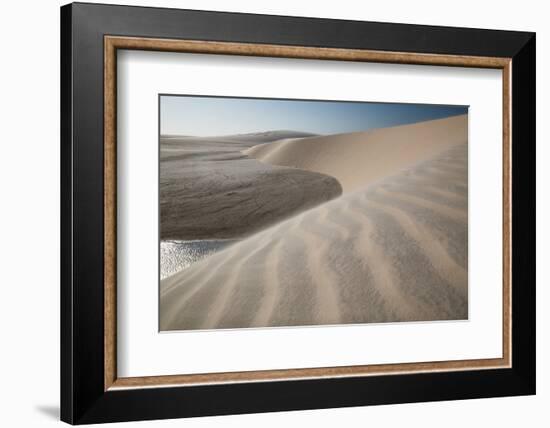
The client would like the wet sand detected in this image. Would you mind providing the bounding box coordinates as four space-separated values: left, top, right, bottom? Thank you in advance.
161 131 342 240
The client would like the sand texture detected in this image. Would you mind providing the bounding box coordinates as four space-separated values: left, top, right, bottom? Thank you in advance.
245 115 467 193
160 115 468 331
161 131 342 240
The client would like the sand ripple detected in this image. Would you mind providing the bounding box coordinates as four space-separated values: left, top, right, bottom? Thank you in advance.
160 141 468 331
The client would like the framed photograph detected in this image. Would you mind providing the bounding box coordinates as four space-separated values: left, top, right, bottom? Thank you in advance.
60 2 536 424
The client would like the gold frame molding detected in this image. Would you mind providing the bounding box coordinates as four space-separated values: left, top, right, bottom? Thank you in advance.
104 35 512 391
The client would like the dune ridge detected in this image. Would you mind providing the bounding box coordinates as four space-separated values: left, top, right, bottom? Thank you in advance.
244 114 467 192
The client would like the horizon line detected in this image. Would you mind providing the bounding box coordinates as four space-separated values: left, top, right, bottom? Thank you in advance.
160 111 468 138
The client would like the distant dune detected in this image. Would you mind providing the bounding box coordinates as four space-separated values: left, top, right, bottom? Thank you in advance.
245 114 467 192
215 130 318 143
160 116 468 331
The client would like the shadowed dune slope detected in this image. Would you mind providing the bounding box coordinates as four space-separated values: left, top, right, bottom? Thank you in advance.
244 114 467 193
160 143 468 331
160 131 341 240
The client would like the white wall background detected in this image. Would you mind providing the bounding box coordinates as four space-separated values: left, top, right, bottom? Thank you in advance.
0 0 545 426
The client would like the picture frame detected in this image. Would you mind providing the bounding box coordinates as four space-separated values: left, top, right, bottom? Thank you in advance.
60 2 535 424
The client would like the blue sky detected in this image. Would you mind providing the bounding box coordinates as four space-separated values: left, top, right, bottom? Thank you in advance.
160 95 468 137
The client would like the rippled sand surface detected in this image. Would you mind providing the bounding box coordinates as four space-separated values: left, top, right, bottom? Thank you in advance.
160 114 468 331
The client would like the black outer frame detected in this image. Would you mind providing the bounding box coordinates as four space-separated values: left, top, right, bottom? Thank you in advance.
60 2 535 424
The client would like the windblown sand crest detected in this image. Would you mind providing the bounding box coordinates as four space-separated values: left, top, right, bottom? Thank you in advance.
244 114 467 192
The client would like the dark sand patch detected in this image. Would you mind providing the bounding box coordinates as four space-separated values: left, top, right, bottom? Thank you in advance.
160 132 343 240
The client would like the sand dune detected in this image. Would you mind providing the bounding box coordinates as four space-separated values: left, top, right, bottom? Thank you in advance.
160 141 468 331
244 114 467 192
